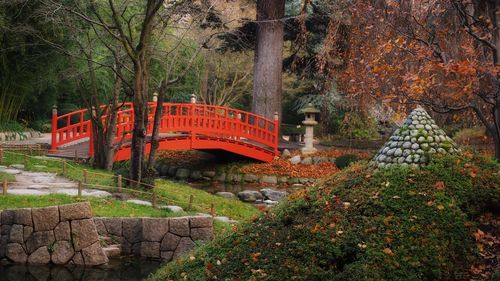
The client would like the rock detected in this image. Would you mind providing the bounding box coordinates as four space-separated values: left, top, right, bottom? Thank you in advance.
167 167 177 177
142 218 169 242
140 242 160 258
190 228 213 241
27 246 50 264
51 241 74 265
215 173 226 182
32 206 59 232
215 192 236 200
237 190 263 202
23 226 33 242
264 200 278 205
72 252 84 265
26 231 55 254
289 155 301 165
243 173 259 182
6 243 27 263
169 218 190 237
122 218 142 244
190 216 213 228
281 149 291 159
54 221 71 241
261 175 278 185
81 241 109 266
161 205 184 212
288 178 299 184
126 199 152 206
71 219 99 251
12 208 33 226
301 157 313 165
173 237 195 258
202 171 216 178
9 224 24 244
299 178 309 184
10 164 25 169
160 165 169 177
226 173 242 182
260 188 287 201
161 251 174 261
59 202 92 221
161 233 181 251
189 170 202 180
93 219 107 235
102 245 121 258
213 216 238 224
175 168 190 179
278 176 288 184
101 218 123 236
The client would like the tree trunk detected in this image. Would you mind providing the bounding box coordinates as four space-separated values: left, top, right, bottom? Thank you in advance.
252 0 285 121
129 62 149 183
103 75 121 171
147 80 166 172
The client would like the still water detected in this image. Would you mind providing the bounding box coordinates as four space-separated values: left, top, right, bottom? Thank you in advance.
0 257 161 281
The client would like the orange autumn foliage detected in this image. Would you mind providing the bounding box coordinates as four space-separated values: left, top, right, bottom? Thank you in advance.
239 159 340 178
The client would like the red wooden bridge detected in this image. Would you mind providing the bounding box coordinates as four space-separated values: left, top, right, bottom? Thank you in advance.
48 102 279 162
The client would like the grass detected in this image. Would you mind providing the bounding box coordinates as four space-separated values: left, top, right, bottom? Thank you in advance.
0 171 15 182
148 154 499 281
0 194 180 218
154 179 259 221
0 150 259 221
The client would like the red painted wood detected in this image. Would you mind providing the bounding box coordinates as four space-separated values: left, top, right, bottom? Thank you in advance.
51 102 279 162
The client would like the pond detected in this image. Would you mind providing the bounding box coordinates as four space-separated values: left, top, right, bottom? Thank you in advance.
0 257 161 281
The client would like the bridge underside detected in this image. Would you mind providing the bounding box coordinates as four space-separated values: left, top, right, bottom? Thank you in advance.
48 135 275 163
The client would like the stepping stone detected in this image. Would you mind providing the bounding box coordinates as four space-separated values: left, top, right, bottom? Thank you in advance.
8 189 50 196
160 205 184 212
126 199 152 206
214 216 238 224
1 168 22 175
10 164 25 169
54 189 112 198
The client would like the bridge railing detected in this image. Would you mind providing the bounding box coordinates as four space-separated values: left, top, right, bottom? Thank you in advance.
51 101 279 158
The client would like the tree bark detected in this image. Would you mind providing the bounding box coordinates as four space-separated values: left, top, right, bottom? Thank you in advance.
147 81 166 172
252 0 285 122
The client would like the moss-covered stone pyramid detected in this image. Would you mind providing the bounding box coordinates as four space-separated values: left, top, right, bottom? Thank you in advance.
372 107 460 168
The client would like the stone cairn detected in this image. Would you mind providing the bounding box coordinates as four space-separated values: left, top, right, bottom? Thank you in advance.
371 107 460 168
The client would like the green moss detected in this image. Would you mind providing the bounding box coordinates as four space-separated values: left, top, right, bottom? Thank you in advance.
148 154 499 281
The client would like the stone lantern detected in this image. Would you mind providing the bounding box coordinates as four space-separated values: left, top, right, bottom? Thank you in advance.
190 94 197 104
299 103 320 154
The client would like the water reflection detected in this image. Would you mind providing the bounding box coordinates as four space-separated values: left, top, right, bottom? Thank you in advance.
0 257 161 281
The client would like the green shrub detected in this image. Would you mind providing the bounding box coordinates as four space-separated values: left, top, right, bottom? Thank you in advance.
0 120 26 132
148 154 499 281
30 119 52 133
335 154 360 169
339 112 380 140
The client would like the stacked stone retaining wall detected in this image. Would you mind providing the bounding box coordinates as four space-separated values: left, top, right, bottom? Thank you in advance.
0 203 214 266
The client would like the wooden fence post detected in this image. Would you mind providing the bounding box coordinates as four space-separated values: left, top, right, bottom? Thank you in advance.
3 179 7 195
117 175 122 192
210 203 215 217
78 181 82 197
83 169 88 184
0 148 3 164
62 160 67 176
152 191 157 209
74 150 78 162
188 195 193 211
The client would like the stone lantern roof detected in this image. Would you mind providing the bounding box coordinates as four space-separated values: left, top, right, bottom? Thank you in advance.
371 107 460 168
299 103 320 114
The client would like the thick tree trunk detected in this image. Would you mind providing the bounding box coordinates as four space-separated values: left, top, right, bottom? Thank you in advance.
103 76 121 171
130 63 149 183
252 0 285 121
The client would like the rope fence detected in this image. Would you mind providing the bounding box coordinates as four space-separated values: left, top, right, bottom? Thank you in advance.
0 148 216 216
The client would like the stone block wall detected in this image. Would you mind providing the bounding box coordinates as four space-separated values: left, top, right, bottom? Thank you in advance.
93 215 213 261
0 202 108 266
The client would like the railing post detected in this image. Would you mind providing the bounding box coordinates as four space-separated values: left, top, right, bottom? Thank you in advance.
274 112 279 157
117 175 122 192
0 148 3 164
62 160 67 176
83 169 88 184
78 181 82 197
50 105 58 153
188 195 193 211
152 92 158 102
3 179 7 195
